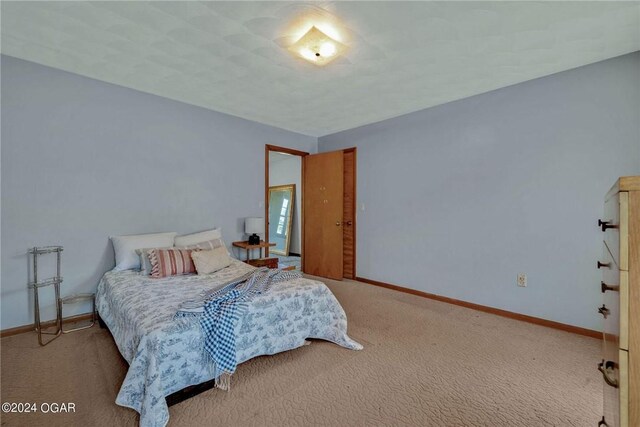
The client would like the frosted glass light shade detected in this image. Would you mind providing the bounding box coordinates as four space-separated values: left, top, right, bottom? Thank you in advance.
245 217 265 234
287 26 347 66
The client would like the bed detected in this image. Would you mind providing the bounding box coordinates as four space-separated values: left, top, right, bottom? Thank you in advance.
96 259 362 427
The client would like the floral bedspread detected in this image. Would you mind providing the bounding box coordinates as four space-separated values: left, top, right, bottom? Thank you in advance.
95 259 362 427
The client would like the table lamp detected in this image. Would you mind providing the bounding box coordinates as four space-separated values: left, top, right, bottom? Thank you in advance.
245 217 264 245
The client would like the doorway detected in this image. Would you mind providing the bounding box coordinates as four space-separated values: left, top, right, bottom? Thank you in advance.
265 145 308 271
265 145 357 279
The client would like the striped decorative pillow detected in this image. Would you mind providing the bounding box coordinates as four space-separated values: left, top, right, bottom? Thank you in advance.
149 248 197 278
175 238 226 251
136 246 171 276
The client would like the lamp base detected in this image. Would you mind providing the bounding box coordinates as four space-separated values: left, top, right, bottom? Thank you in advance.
248 234 260 245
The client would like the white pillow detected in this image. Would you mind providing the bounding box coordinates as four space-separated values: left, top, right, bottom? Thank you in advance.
191 246 232 274
111 232 177 271
174 228 222 247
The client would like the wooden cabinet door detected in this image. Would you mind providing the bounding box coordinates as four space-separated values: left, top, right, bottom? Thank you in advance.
303 150 344 279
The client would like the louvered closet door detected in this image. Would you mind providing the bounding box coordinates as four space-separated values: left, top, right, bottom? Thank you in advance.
342 149 356 279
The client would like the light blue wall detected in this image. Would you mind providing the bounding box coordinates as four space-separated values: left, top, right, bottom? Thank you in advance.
3 52 638 332
319 52 640 331
1 55 316 329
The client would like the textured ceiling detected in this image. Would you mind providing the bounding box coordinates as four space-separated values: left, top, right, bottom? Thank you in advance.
2 1 639 136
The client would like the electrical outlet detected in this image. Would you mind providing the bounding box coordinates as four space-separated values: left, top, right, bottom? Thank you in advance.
517 273 527 287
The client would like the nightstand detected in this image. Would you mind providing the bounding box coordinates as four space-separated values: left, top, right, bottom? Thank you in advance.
232 240 276 261
246 257 279 269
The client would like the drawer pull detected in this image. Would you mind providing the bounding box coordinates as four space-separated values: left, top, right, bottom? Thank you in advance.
597 261 611 269
598 219 618 232
601 281 619 293
598 416 609 426
597 360 618 388
597 304 610 318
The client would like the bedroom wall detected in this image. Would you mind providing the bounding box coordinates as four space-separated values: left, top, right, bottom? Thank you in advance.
319 52 640 331
0 55 317 330
269 153 302 255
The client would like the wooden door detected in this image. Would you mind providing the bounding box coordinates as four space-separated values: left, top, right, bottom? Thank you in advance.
303 150 344 279
343 149 356 279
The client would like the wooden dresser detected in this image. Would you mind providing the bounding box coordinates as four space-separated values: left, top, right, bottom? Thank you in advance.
598 176 640 427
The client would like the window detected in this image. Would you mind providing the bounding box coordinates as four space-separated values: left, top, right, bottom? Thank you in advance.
276 198 289 234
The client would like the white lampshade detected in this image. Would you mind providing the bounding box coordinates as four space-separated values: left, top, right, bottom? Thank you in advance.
245 217 265 234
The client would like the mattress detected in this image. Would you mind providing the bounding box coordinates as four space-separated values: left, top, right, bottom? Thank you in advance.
95 259 361 427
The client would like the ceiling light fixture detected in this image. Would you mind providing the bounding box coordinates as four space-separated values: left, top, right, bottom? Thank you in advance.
287 26 347 66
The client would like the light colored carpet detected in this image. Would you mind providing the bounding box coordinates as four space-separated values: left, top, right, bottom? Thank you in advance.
1 277 602 427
